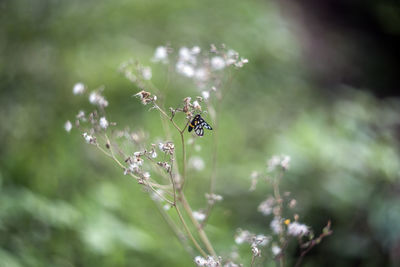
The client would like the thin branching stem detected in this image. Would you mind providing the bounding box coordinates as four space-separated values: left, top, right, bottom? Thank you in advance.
180 193 217 257
152 199 193 256
175 205 208 257
169 159 177 205
99 135 175 205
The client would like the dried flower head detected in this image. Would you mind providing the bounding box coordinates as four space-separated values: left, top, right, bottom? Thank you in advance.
82 132 96 144
158 142 175 155
135 90 156 105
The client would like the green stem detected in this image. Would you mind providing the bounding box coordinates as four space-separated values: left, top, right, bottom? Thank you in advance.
180 192 217 256
175 205 208 257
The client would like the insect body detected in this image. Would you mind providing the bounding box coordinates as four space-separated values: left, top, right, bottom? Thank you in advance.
188 114 212 136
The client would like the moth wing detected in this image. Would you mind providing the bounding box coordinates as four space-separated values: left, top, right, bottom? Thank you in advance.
195 127 204 136
202 122 212 130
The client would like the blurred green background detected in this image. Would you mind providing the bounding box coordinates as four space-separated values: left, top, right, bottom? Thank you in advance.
1 0 400 266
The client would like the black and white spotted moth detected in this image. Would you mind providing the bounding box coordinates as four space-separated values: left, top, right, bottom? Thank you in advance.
188 114 212 136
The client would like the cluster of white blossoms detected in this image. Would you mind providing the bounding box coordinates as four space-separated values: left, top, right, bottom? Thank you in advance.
194 256 221 267
66 83 111 133
270 217 282 234
258 196 275 216
267 155 290 171
99 117 108 129
193 211 206 222
82 132 95 144
89 91 109 108
152 46 169 64
158 142 175 155
235 229 270 259
151 45 248 95
287 222 309 237
205 193 223 205
235 230 270 247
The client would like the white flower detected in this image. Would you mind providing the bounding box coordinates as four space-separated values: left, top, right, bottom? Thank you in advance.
211 56 225 70
194 68 209 81
132 155 143 166
189 156 205 171
235 57 249 68
142 66 152 80
176 62 195 77
82 132 94 144
76 110 86 120
224 262 240 267
281 155 290 170
89 91 108 108
201 91 210 100
158 142 175 155
191 46 201 54
193 211 206 221
99 117 109 129
267 155 290 171
268 155 281 171
152 46 168 63
89 92 97 103
179 47 197 64
270 217 282 234
143 172 150 179
128 163 139 173
254 234 270 247
73 82 85 95
272 245 281 256
205 256 220 267
205 193 223 204
258 197 275 216
235 229 252 244
64 120 72 132
194 256 221 267
194 256 208 266
151 151 157 158
287 222 309 237
193 100 201 110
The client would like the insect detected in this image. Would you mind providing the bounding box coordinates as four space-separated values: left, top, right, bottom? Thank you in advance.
188 114 212 136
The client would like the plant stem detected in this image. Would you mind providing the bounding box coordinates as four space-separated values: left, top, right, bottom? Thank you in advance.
180 192 217 256
179 131 187 189
153 198 193 256
175 205 208 257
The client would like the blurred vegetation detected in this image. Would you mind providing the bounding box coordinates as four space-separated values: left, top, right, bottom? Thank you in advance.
1 0 400 266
